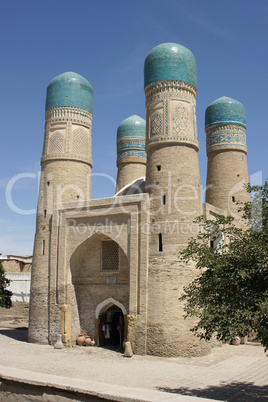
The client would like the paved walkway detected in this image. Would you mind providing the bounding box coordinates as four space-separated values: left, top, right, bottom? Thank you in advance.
0 329 267 401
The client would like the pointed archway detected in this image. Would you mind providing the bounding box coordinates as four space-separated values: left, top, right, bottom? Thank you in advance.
95 298 127 348
70 234 129 340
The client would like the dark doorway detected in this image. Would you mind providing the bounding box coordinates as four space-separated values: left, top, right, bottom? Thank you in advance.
98 305 124 349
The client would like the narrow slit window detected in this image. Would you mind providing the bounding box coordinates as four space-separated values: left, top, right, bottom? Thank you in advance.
44 210 47 218
210 240 214 248
47 181 50 187
42 240 45 255
157 165 161 171
163 195 166 205
158 233 163 252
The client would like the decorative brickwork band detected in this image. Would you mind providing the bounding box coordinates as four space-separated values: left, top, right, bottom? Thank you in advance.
117 150 147 160
45 106 92 127
206 124 247 154
49 133 64 153
144 80 197 102
145 81 198 151
151 112 163 136
41 106 92 166
117 138 146 153
72 128 89 155
117 138 146 165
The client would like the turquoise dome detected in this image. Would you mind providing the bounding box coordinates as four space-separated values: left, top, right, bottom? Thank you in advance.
117 115 146 141
117 115 146 161
205 97 246 129
45 72 93 113
144 43 197 89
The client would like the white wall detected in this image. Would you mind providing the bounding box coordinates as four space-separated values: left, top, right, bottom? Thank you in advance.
6 273 31 302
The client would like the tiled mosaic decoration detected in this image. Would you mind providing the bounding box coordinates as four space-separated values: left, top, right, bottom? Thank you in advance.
49 133 64 153
192 106 197 140
206 125 247 151
117 139 145 153
145 80 196 107
165 100 169 136
45 107 92 128
172 106 190 136
151 112 162 136
72 128 89 155
144 43 197 89
117 150 147 160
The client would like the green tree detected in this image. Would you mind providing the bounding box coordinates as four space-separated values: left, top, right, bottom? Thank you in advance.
179 181 268 352
0 259 12 308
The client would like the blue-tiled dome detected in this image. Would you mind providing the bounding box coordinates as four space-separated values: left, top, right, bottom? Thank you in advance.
117 115 146 141
144 43 197 89
205 97 246 129
45 72 93 113
117 115 146 162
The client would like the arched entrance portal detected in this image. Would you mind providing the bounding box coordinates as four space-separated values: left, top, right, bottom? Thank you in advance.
98 305 124 349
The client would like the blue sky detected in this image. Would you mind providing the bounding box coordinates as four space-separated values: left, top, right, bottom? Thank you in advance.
0 0 267 255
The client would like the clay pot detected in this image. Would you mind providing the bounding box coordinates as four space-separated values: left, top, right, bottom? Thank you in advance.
91 339 95 347
76 333 85 346
84 336 91 346
231 336 241 345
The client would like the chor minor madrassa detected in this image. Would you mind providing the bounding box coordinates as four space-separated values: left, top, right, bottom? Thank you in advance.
29 43 250 357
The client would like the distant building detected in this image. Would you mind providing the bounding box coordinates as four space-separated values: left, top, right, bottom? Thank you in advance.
28 43 250 356
1 255 32 302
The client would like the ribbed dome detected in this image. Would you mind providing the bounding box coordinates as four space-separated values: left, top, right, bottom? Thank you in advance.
144 43 197 89
45 72 93 113
117 115 146 141
205 97 246 129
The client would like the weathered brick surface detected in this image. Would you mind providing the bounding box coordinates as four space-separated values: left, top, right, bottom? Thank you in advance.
29 57 250 358
116 162 146 192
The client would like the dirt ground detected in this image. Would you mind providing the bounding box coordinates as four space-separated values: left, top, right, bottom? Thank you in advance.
0 302 267 401
0 302 29 329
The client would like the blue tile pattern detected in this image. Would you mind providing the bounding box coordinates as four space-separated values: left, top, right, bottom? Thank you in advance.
206 125 247 151
117 115 146 140
49 133 64 153
147 135 198 148
192 106 197 140
151 113 163 136
117 115 146 161
146 86 195 107
165 100 169 136
117 150 147 160
205 97 246 129
46 72 93 113
117 139 145 152
172 105 190 136
144 43 197 89
72 128 89 155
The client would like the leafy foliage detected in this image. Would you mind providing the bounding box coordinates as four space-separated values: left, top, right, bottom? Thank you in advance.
0 259 12 308
179 181 268 352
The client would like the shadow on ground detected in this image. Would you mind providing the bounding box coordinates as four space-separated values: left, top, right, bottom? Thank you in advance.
157 382 268 401
0 328 28 342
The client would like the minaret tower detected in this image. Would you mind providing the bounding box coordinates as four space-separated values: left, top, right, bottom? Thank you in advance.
205 97 250 216
144 43 207 356
29 72 93 343
116 115 146 192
